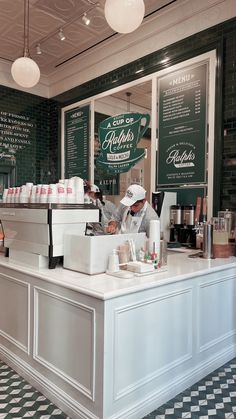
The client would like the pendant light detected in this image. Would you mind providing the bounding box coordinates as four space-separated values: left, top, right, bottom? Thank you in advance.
11 0 40 88
104 0 145 34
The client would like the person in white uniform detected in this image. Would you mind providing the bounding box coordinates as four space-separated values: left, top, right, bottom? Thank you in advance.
106 184 158 237
85 184 117 235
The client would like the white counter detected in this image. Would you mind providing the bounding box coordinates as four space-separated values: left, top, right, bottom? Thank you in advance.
0 253 235 419
0 251 235 299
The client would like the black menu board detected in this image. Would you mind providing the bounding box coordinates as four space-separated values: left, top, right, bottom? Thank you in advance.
64 105 90 179
157 63 207 186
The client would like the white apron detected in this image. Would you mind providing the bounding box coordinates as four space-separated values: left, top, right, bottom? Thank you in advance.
120 202 147 234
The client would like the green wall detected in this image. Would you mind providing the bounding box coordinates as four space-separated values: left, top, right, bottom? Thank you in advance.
0 85 60 187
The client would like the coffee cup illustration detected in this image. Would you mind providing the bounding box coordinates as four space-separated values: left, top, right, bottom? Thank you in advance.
97 112 150 174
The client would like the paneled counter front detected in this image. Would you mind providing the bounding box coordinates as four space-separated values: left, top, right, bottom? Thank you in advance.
0 252 235 419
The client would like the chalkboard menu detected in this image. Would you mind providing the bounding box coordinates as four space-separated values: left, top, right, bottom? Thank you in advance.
157 63 207 186
64 105 90 179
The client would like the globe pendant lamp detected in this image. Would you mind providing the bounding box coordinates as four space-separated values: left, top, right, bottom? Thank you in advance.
11 0 40 88
104 0 145 34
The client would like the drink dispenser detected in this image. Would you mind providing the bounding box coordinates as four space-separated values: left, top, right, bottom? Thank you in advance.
182 205 195 227
169 204 196 247
169 204 182 242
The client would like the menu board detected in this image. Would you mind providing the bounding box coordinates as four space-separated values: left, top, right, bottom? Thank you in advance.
64 105 90 179
157 63 207 185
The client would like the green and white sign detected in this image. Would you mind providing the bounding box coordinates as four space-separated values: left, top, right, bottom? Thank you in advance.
157 63 208 185
64 105 90 179
96 112 150 174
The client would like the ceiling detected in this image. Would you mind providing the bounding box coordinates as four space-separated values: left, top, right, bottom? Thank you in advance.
0 0 178 77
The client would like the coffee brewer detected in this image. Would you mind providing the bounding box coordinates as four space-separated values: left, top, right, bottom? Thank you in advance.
169 204 196 247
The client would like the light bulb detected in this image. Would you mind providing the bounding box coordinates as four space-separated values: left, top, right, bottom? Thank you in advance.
82 13 90 26
59 28 65 41
11 57 40 88
104 0 145 34
36 44 42 55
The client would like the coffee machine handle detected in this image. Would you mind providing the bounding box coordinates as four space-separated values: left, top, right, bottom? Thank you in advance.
202 197 207 223
194 196 202 225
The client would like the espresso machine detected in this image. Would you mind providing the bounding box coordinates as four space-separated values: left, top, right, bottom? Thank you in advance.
0 203 100 268
169 204 196 247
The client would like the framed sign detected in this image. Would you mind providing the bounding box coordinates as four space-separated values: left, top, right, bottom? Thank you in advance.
64 105 90 179
96 112 150 174
157 63 208 186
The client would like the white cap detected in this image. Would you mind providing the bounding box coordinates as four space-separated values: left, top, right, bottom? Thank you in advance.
120 184 146 207
90 184 100 193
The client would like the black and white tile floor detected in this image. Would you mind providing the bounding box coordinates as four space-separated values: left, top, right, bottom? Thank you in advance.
0 357 235 418
143 357 236 419
0 359 69 418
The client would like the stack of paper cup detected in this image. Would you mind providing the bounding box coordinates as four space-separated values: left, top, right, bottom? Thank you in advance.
57 182 66 203
39 184 48 203
10 187 15 203
36 185 42 203
48 184 58 203
148 219 161 260
26 183 33 197
14 187 20 203
30 185 37 203
2 189 8 203
66 179 76 204
72 176 84 203
6 188 12 203
19 185 29 203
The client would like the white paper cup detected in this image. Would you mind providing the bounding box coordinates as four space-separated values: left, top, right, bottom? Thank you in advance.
26 182 33 194
107 252 119 272
30 185 37 203
57 183 66 203
10 187 16 203
14 187 20 203
67 181 76 204
2 189 8 203
6 188 11 203
47 184 58 203
40 185 48 203
35 185 42 203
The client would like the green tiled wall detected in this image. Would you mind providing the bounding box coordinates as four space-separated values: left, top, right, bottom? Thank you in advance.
0 86 60 186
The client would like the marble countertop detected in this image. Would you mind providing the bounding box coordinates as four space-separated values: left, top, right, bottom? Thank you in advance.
0 251 236 300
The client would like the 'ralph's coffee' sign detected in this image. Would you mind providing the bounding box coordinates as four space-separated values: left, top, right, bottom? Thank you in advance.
96 112 150 174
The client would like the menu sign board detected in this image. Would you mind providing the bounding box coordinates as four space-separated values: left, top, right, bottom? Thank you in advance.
64 105 90 179
157 63 207 185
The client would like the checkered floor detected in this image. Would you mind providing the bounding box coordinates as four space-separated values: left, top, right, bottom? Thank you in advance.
0 359 69 418
0 358 235 418
142 357 236 419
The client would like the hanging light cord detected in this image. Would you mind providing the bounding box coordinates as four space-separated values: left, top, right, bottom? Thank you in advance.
23 0 30 57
